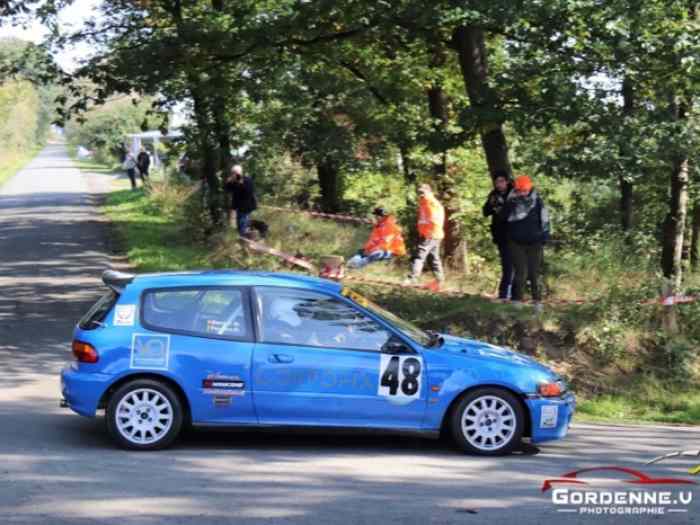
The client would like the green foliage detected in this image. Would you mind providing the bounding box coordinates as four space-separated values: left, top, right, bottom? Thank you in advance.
0 38 58 184
65 96 152 164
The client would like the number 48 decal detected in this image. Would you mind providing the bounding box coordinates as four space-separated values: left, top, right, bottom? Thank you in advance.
378 355 422 399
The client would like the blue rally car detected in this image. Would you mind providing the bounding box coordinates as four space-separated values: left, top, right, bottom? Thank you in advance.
61 270 575 455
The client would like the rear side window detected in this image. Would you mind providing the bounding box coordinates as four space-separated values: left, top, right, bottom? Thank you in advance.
142 287 251 341
79 290 118 330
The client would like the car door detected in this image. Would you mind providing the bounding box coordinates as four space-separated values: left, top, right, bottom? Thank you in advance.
250 286 426 429
140 286 257 425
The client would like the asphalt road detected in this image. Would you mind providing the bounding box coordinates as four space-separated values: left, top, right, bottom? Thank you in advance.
1 145 699 525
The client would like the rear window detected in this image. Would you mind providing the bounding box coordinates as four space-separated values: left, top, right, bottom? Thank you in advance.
79 290 118 330
142 287 252 341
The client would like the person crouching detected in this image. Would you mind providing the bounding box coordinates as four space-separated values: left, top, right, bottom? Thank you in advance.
346 207 406 269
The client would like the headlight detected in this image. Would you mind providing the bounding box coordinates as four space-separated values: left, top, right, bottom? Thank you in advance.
538 381 564 397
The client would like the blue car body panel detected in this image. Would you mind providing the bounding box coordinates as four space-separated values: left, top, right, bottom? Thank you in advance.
61 270 575 444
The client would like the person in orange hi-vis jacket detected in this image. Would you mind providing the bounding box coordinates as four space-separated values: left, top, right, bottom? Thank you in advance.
346 208 406 269
404 183 445 287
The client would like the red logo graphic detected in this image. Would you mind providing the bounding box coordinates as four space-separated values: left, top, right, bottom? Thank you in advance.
541 466 697 493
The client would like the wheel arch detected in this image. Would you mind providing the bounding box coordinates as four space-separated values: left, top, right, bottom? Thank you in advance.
440 384 532 438
98 372 192 424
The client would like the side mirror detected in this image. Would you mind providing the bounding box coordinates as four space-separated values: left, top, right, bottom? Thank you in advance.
383 340 411 355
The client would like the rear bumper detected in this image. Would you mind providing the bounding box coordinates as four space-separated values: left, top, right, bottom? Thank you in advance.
60 365 112 417
526 392 576 443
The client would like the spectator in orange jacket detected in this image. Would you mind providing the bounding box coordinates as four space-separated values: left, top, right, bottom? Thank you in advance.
347 208 407 269
404 184 445 286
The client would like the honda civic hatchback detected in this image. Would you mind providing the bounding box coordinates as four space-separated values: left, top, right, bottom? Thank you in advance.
61 270 575 455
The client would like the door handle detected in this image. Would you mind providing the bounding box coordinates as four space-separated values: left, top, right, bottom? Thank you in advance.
268 353 294 364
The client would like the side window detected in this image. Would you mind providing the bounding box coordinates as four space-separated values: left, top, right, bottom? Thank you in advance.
142 287 250 340
256 287 391 351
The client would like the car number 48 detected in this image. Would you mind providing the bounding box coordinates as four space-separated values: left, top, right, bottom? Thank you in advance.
378 355 422 399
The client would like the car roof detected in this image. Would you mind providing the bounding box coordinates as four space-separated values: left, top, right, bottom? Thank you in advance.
119 270 343 294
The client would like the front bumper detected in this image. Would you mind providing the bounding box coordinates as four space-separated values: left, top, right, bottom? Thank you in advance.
526 392 576 443
60 365 112 417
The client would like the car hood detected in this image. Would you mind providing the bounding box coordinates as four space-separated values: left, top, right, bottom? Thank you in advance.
438 334 555 376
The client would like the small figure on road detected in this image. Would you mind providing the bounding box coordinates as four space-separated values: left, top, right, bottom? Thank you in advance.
404 184 445 289
122 153 138 190
223 164 257 235
504 175 550 307
136 148 151 182
347 207 406 269
483 170 516 300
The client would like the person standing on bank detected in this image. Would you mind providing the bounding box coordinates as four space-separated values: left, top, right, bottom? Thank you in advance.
223 164 257 235
404 183 445 289
122 153 138 190
483 170 515 300
136 148 151 183
504 175 550 306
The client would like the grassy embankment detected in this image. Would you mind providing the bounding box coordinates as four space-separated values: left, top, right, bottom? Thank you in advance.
86 167 700 425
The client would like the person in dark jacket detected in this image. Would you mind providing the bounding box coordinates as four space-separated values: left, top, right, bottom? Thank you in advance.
504 175 550 305
223 165 257 235
136 148 151 182
483 170 515 299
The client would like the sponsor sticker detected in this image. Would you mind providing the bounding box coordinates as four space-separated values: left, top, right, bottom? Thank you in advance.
540 405 558 429
130 333 170 370
202 374 246 397
114 304 136 326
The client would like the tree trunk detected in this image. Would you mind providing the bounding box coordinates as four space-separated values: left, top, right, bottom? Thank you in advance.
661 97 690 291
690 202 700 272
451 25 512 179
398 145 413 184
619 177 633 231
661 156 689 291
191 89 222 227
213 99 232 173
426 44 465 269
619 76 635 231
619 77 634 231
317 158 342 213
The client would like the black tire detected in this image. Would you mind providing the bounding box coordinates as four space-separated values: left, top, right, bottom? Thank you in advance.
106 379 183 451
450 387 524 456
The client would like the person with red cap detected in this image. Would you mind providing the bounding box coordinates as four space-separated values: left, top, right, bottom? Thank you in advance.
504 175 550 307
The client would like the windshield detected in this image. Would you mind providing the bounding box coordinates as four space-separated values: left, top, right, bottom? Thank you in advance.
341 288 432 347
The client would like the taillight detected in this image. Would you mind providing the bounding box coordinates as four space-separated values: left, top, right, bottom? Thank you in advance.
72 340 99 363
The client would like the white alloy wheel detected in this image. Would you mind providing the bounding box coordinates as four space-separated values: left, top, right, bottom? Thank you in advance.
114 388 174 445
450 388 524 455
461 395 517 451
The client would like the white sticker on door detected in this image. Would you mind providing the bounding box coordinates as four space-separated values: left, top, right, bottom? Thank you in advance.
378 354 423 401
540 405 558 429
114 304 136 326
130 333 170 370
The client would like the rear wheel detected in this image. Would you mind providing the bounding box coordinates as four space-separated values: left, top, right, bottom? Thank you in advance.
450 387 524 455
106 379 183 450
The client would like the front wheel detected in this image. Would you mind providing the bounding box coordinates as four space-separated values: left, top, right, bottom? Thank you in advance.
106 379 183 450
450 387 524 455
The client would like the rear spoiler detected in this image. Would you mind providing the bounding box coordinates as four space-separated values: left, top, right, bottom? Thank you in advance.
102 269 135 293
